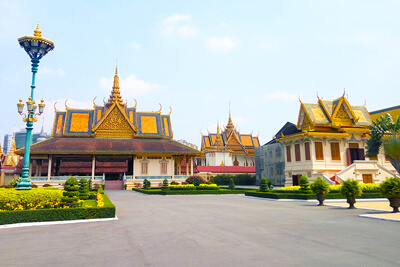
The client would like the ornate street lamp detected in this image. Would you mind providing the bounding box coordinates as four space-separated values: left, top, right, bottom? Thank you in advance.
16 25 54 190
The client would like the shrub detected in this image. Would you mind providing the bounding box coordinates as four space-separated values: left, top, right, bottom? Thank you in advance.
169 184 196 190
61 177 80 207
101 184 105 190
0 188 63 211
299 176 312 194
162 179 169 191
79 178 89 200
196 184 220 190
8 177 20 188
181 181 189 185
143 179 151 189
310 177 331 195
259 177 270 192
340 179 362 197
380 177 400 198
360 183 380 192
170 181 179 185
229 178 236 190
186 176 205 186
213 174 255 185
210 177 216 184
204 180 213 185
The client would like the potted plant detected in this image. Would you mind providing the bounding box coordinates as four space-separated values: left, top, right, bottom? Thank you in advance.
340 179 362 209
310 177 331 206
380 177 400 213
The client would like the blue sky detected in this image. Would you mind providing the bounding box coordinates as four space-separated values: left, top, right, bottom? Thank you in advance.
1 0 400 148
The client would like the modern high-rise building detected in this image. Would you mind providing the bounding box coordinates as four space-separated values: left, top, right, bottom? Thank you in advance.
2 134 12 154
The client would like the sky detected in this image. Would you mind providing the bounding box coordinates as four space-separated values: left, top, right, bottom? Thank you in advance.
1 0 400 148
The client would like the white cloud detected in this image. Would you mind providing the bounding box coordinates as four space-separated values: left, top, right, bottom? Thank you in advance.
130 41 141 51
206 37 236 52
40 66 66 77
163 14 191 24
266 91 299 101
100 74 166 98
162 14 197 37
178 26 198 36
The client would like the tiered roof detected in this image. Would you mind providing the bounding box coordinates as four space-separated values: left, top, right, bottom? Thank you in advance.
201 112 259 156
16 68 200 156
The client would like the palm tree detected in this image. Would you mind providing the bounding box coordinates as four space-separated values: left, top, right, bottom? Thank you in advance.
366 114 400 174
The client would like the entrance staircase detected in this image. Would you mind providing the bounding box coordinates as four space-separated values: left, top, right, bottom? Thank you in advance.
105 180 124 190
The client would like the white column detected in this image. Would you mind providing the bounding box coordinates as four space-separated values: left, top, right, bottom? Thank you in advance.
186 157 189 176
47 156 52 181
172 157 175 179
91 155 95 181
132 156 136 180
190 157 194 176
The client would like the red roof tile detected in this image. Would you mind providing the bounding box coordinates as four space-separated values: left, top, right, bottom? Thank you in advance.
16 138 201 155
197 166 255 173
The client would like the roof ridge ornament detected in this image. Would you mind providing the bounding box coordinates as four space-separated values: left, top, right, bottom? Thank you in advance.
34 23 41 37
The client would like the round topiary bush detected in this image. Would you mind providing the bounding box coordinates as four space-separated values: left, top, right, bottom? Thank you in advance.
162 179 169 191
229 178 236 190
311 177 331 206
143 179 151 189
340 179 362 209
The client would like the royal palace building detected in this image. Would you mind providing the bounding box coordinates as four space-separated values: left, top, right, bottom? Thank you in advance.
16 68 201 189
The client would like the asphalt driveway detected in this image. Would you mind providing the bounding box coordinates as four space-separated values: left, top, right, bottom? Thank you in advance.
1 191 399 267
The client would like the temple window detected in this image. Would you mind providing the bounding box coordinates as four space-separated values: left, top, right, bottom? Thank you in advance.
275 147 281 158
315 142 324 160
286 145 292 162
160 162 168 174
295 144 301 162
330 142 341 161
141 162 148 174
304 142 311 161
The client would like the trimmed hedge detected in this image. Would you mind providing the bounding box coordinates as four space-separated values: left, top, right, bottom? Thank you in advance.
132 188 250 195
0 194 115 225
245 191 382 200
213 174 256 185
170 185 196 191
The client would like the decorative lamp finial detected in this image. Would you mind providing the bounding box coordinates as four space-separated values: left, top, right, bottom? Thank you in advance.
34 23 41 37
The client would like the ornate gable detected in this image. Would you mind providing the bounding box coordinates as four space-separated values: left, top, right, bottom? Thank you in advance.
93 103 137 138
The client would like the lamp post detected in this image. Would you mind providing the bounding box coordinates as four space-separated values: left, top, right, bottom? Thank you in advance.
16 25 54 190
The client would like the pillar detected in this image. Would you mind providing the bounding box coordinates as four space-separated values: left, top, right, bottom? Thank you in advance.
47 156 52 181
91 155 96 181
190 157 194 176
186 156 189 176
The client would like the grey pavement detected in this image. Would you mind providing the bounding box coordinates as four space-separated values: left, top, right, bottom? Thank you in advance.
1 191 399 267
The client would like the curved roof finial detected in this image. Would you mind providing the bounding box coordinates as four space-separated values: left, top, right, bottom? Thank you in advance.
157 103 162 113
317 92 320 100
168 106 172 115
93 96 97 107
54 101 58 112
343 88 346 97
364 99 367 107
298 95 302 103
65 99 69 110
133 99 137 109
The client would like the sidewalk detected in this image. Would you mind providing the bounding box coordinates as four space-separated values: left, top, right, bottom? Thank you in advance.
325 199 400 222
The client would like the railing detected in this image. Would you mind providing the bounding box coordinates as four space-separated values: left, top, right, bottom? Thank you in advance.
174 175 190 179
135 176 172 180
30 176 103 181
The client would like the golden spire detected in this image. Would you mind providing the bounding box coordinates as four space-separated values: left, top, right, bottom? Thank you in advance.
34 23 41 37
213 122 224 149
107 66 123 105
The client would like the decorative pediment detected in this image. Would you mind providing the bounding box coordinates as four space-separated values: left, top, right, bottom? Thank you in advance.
93 103 137 138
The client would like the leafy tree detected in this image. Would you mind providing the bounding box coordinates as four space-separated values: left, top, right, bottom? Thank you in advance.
366 114 400 174
186 176 205 186
210 177 216 184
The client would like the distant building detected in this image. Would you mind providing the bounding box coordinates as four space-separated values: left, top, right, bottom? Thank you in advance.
2 134 12 154
14 127 50 149
197 113 259 176
255 122 300 186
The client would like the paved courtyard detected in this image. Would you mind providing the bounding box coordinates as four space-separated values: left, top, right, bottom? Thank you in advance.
1 191 400 267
